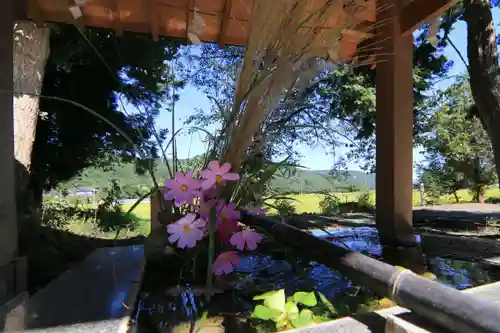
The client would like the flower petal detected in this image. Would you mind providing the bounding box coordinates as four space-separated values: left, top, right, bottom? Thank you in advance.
183 235 198 248
201 179 216 190
164 179 178 189
200 169 213 179
220 162 232 174
164 191 176 200
230 232 245 251
208 160 221 172
168 233 180 244
213 261 233 275
190 228 204 241
177 235 188 249
193 218 207 229
245 238 258 250
228 253 241 267
167 223 183 234
180 213 197 224
175 171 186 181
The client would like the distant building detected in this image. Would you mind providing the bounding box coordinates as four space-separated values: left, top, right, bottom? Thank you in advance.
73 188 98 197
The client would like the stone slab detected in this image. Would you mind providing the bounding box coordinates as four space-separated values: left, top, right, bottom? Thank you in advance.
3 245 144 333
0 292 29 332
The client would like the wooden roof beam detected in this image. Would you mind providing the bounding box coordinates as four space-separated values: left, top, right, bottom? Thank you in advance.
149 0 159 41
218 0 233 47
399 0 457 36
110 0 123 37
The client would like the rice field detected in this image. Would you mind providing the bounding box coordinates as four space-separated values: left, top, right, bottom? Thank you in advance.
123 188 500 219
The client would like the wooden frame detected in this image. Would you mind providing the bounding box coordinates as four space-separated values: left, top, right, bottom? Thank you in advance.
400 0 457 36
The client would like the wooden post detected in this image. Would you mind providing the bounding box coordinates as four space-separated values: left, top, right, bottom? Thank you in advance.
375 0 415 246
0 0 18 303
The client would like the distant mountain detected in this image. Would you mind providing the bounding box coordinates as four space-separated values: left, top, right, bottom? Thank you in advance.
57 160 375 196
271 169 375 193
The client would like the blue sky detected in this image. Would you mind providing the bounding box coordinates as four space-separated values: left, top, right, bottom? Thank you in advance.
151 9 500 178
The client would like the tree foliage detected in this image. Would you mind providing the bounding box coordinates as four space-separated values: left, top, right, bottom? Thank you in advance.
30 24 183 201
419 76 497 202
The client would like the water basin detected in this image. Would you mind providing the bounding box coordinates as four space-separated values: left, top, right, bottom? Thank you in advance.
134 227 500 332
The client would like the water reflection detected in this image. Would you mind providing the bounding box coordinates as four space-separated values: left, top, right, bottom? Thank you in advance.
314 227 500 288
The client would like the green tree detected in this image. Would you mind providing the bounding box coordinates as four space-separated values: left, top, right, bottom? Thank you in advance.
312 34 451 171
436 0 500 188
419 77 497 203
29 24 183 206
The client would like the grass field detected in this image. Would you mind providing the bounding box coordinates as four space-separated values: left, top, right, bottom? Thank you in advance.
123 187 500 221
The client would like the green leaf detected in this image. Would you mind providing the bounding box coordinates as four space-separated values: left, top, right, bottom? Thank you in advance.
313 315 331 323
317 292 337 315
250 305 282 321
253 289 286 312
285 301 299 321
292 291 317 307
291 309 315 328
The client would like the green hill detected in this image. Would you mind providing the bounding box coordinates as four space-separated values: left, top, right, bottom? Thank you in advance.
57 161 375 196
272 169 375 193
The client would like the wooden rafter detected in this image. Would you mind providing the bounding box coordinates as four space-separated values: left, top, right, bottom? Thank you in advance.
399 0 457 36
149 0 159 41
110 0 123 37
218 0 233 47
185 0 195 40
68 0 85 33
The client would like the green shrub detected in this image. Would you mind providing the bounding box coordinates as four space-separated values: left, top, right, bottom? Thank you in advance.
485 196 500 204
356 191 373 210
96 179 141 232
275 199 296 216
318 194 342 215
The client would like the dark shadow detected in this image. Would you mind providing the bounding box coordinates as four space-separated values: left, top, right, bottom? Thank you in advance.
19 225 144 294
381 246 428 274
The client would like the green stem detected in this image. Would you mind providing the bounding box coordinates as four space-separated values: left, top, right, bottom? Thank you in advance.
205 207 217 301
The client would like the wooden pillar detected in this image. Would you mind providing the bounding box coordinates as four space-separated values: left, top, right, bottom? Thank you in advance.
0 0 18 302
375 0 415 246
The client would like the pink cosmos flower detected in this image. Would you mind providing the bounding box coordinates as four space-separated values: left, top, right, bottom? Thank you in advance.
217 202 241 222
164 172 201 207
216 218 242 243
167 214 205 248
200 161 240 190
230 230 263 250
213 251 240 275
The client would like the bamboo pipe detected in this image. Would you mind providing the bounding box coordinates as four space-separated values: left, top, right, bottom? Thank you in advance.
240 212 500 333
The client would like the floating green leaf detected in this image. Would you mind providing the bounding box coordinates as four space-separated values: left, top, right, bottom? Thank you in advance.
291 309 315 328
317 292 337 315
292 291 317 307
250 305 282 321
253 289 286 312
285 301 299 321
